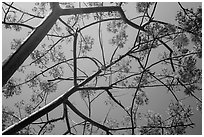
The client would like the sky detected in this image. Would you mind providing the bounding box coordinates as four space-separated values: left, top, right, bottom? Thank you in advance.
1 1 203 135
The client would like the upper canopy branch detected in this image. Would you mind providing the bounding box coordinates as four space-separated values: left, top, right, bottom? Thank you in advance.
2 2 145 87
60 5 145 31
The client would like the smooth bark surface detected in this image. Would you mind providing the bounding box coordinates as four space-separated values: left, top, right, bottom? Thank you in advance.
2 3 61 86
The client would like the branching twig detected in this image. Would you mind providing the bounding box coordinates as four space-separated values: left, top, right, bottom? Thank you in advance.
3 2 44 19
64 99 111 134
177 78 202 103
105 89 130 116
157 39 175 72
2 21 34 30
3 2 14 22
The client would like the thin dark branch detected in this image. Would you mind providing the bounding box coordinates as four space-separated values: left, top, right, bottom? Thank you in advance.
47 76 85 82
110 45 119 64
105 89 130 116
3 2 14 22
112 82 197 89
178 2 194 22
177 79 202 103
63 103 71 134
78 86 111 91
21 16 35 24
59 17 74 34
2 2 44 19
149 72 179 102
3 111 21 121
150 2 157 19
17 12 25 23
15 56 101 87
149 19 200 37
2 68 102 135
79 18 121 32
102 107 112 125
157 39 175 72
64 99 111 134
98 20 106 67
2 21 34 30
141 123 195 129
37 117 64 135
29 37 64 65
73 31 78 86
91 91 105 103
129 45 148 135
61 6 145 32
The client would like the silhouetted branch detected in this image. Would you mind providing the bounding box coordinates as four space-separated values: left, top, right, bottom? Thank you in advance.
3 4 145 86
64 99 111 134
63 103 71 134
73 30 78 86
3 2 14 22
37 117 64 135
2 21 34 30
2 69 102 135
157 39 175 72
177 79 202 103
2 2 61 86
3 2 44 19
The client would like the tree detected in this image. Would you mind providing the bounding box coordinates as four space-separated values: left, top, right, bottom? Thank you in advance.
2 2 202 135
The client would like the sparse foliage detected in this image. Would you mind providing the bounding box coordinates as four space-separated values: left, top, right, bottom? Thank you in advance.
2 2 201 135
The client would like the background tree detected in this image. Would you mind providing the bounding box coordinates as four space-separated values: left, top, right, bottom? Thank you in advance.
2 2 202 135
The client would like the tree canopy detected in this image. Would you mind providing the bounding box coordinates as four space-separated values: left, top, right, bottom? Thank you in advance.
2 2 202 135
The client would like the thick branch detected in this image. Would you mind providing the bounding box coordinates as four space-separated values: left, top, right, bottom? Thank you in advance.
61 6 145 31
2 4 145 134
2 5 144 87
2 3 61 86
2 69 102 135
64 99 111 134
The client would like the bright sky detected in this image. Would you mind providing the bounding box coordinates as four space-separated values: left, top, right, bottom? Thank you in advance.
1 1 202 135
